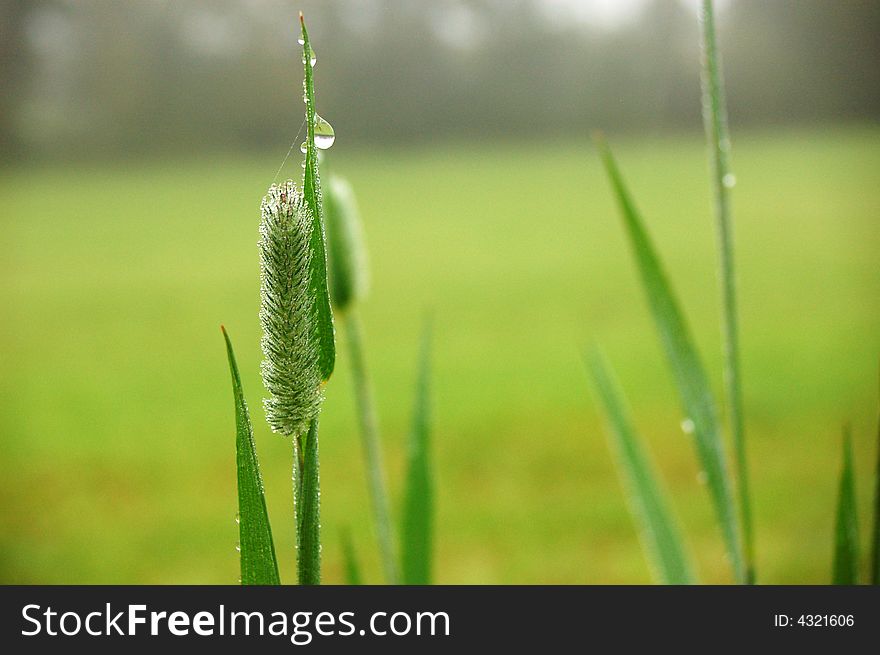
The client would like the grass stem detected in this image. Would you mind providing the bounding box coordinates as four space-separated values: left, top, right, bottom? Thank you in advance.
699 0 754 583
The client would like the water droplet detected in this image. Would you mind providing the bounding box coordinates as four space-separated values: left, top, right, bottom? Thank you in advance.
313 114 335 150
300 141 307 154
301 44 317 67
297 38 304 46
235 544 241 552
696 471 708 485
234 513 240 525
303 93 309 105
722 173 736 189
680 418 695 435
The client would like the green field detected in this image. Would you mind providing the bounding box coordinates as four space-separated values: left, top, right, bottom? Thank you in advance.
1 126 878 584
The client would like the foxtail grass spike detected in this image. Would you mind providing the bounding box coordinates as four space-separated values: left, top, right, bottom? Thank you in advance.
259 180 323 438
586 348 697 585
595 135 746 584
222 326 281 585
699 0 754 585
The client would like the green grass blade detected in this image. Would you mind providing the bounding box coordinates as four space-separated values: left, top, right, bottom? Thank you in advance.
872 406 880 585
401 322 433 585
345 313 399 583
221 326 280 586
586 349 697 584
341 529 363 585
595 137 745 583
298 419 321 585
834 426 860 584
699 0 753 585
299 13 335 381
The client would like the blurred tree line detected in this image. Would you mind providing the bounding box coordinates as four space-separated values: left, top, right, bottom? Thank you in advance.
1 0 878 161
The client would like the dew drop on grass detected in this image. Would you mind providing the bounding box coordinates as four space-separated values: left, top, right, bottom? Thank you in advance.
722 173 736 189
235 544 241 552
313 114 335 150
300 141 308 154
680 418 695 435
297 39 317 67
234 513 240 525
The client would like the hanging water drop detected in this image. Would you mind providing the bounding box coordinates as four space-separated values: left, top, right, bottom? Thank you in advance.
300 141 308 154
235 544 241 552
234 513 240 525
680 418 695 435
301 44 317 67
313 114 335 150
722 173 736 189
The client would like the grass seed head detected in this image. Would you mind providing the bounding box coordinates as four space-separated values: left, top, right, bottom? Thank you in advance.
259 179 324 437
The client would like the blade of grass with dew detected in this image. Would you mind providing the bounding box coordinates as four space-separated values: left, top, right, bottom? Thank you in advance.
586 348 697 584
699 0 753 584
324 173 399 583
401 323 433 585
833 426 860 585
595 136 745 583
298 419 321 585
299 12 335 382
221 326 280 586
341 529 363 585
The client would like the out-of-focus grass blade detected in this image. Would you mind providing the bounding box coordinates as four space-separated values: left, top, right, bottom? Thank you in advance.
341 529 363 585
698 0 753 584
298 419 322 585
872 407 880 585
401 323 433 585
833 426 860 585
221 326 280 586
595 136 745 584
586 349 697 584
299 13 335 381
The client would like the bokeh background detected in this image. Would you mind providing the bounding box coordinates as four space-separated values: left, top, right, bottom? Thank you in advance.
1 0 878 584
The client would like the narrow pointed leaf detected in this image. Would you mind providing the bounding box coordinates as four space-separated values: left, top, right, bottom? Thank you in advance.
298 419 321 585
699 0 753 584
221 326 280 586
341 529 363 585
833 427 860 585
299 13 335 381
401 323 433 585
345 312 399 583
586 349 696 584
595 137 745 583
872 410 880 585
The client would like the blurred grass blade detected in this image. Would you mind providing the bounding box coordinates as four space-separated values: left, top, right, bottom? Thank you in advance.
401 322 433 585
699 0 753 584
341 529 363 585
834 426 860 584
299 13 335 381
595 136 745 584
345 313 399 583
872 406 880 585
221 326 280 586
298 419 321 585
586 349 697 584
